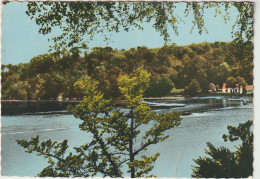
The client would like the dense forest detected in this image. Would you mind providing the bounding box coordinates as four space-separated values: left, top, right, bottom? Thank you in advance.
1 41 253 100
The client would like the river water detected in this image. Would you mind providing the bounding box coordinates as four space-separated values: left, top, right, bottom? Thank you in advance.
1 96 253 177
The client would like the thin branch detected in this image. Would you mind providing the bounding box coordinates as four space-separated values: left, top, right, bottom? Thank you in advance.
133 140 155 156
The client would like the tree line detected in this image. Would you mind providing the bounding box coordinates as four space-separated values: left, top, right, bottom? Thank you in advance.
1 41 253 100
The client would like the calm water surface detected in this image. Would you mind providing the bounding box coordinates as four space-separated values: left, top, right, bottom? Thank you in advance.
1 96 253 177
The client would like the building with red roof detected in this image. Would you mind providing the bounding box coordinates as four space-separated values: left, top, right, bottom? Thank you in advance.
209 83 253 94
245 85 253 92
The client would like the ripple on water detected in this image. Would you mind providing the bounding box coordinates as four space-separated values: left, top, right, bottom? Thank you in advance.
1 97 253 177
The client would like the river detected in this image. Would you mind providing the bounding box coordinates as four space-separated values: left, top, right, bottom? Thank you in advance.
1 96 253 177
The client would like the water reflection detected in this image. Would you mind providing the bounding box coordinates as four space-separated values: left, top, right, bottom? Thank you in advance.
223 98 227 108
144 96 252 115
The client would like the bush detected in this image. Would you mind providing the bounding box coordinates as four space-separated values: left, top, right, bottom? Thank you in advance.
184 79 202 96
144 75 174 97
170 88 184 95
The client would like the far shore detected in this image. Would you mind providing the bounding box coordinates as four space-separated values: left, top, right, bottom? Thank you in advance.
0 93 253 102
144 95 184 100
0 99 81 102
1 95 253 116
0 93 253 103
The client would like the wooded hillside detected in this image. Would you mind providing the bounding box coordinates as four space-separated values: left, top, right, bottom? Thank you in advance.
1 41 253 100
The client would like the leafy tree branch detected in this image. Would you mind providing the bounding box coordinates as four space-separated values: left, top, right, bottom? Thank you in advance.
17 67 182 177
24 2 253 51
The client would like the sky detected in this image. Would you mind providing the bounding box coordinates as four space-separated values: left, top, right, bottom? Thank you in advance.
1 1 239 65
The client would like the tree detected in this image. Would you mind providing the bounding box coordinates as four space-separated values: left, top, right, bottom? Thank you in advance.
17 67 182 177
28 53 56 77
1 41 253 100
144 75 174 97
24 2 253 51
215 62 231 86
184 79 202 96
225 76 247 94
226 76 237 89
2 81 28 100
229 41 253 84
192 120 253 178
236 76 247 94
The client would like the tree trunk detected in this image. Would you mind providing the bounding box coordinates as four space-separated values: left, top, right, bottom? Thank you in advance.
129 107 135 178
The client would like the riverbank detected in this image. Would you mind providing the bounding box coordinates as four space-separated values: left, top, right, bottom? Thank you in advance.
144 92 253 99
1 100 79 115
205 92 253 97
144 95 184 100
1 99 188 116
1 94 253 115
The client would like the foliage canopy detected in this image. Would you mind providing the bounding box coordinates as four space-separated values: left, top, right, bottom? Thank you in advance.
184 79 202 96
25 2 253 51
2 41 253 100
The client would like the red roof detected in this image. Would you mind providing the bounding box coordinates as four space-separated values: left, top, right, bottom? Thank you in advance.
222 83 226 89
245 85 253 90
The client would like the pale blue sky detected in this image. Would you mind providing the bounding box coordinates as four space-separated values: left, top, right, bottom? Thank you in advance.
2 2 238 65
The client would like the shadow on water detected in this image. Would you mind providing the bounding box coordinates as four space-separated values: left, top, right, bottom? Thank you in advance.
1 100 79 115
1 96 252 116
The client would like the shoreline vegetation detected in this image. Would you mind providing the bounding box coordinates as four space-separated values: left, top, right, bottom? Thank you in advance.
0 92 253 103
1 41 253 101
